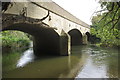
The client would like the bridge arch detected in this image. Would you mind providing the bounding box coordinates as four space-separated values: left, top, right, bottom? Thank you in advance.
85 32 91 42
68 29 83 46
2 23 60 56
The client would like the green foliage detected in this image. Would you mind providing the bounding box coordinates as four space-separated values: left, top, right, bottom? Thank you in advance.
91 2 120 47
2 52 21 72
90 28 97 35
1 31 31 50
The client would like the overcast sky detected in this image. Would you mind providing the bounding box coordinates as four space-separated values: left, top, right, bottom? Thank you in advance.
52 0 101 25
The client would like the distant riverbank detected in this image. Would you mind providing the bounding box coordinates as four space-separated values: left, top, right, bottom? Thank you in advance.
1 31 31 53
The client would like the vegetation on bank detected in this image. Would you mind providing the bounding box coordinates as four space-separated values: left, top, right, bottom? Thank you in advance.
3 51 21 72
1 31 31 52
91 2 120 48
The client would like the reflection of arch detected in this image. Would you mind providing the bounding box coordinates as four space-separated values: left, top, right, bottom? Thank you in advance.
2 23 60 56
85 32 90 42
68 29 83 46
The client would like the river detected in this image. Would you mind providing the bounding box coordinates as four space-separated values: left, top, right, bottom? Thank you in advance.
2 44 119 78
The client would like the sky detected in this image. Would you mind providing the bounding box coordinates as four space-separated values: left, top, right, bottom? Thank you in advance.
52 0 101 25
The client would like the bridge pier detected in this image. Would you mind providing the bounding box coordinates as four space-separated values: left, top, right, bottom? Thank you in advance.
33 30 71 56
82 35 88 44
2 1 90 56
59 30 71 56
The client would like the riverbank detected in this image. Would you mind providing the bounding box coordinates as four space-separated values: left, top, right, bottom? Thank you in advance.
89 34 120 49
94 43 120 49
1 31 31 53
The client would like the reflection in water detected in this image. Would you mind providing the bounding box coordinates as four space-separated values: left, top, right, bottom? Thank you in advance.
2 45 119 78
76 46 118 78
76 56 108 78
16 48 35 67
17 41 35 67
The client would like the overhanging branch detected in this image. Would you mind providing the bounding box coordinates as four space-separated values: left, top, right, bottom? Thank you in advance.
111 16 120 29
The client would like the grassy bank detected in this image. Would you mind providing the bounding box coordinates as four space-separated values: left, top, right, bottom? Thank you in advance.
1 31 31 53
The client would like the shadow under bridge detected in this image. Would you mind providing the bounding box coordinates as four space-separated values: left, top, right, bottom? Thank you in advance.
2 14 70 56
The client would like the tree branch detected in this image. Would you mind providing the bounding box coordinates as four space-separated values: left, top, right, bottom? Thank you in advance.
98 12 109 23
104 6 119 26
108 3 114 12
117 2 120 8
104 19 118 26
98 3 116 23
111 16 120 29
95 9 107 13
111 6 119 22
40 11 49 21
2 2 11 12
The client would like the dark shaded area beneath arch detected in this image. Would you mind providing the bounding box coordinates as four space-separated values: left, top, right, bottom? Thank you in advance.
33 28 60 56
68 29 83 46
85 32 101 44
2 23 60 56
85 32 91 42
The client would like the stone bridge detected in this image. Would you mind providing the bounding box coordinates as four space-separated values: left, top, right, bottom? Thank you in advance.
1 0 90 56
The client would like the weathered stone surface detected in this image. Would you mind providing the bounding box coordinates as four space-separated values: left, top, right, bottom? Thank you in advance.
2 1 90 56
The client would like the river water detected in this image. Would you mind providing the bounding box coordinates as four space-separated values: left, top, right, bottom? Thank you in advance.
2 45 119 78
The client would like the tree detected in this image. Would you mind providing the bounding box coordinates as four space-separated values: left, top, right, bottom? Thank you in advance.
91 1 120 47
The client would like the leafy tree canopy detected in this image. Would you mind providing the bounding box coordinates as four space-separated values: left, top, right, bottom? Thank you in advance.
91 1 120 47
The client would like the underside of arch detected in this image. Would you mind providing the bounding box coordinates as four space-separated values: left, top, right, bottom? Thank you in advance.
68 29 83 46
2 23 61 56
2 13 71 56
85 32 91 42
